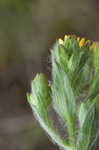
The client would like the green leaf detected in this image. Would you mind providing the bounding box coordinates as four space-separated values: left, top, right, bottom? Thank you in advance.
27 73 51 121
52 61 76 144
71 49 91 96
87 42 99 99
87 71 99 99
27 73 72 150
92 42 99 72
64 37 80 58
78 101 93 128
76 102 95 150
51 42 69 74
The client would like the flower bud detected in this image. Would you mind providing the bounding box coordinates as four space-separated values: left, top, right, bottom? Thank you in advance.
27 73 51 116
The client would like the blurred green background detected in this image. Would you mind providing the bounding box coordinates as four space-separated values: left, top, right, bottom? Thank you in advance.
0 0 99 150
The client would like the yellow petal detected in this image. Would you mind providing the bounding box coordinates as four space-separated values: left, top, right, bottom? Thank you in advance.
64 35 68 40
79 38 86 48
77 37 80 42
58 38 64 45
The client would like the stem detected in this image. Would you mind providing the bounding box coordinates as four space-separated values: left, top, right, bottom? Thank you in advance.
66 119 76 146
34 109 73 150
64 110 76 146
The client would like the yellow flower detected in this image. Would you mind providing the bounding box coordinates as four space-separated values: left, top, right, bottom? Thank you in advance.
79 38 86 48
64 35 68 40
58 35 93 52
77 37 80 43
58 38 64 45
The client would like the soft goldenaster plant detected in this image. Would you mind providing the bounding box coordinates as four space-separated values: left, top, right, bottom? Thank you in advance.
27 35 99 150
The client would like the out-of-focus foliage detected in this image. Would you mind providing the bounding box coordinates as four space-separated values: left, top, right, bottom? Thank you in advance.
0 0 33 12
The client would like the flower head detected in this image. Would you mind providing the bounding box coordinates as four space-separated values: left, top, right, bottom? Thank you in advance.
58 35 93 51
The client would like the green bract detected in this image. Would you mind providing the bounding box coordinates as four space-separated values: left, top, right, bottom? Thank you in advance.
27 35 99 150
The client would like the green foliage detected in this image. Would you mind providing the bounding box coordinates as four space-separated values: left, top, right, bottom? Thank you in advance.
27 73 51 123
77 101 95 150
0 0 32 13
27 36 99 150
